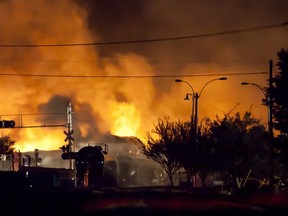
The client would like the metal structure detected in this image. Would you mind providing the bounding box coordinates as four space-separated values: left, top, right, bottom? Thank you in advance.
175 77 227 144
0 102 77 184
241 60 274 189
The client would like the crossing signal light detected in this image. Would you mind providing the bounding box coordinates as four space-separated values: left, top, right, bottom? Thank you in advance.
0 120 15 128
61 152 77 160
59 144 71 153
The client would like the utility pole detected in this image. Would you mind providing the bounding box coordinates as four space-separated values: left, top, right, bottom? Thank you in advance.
66 102 73 169
268 60 274 190
60 103 77 186
194 92 199 146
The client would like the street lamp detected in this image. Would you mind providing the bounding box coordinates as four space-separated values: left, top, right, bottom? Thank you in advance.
175 77 227 144
194 77 227 143
241 82 270 130
241 81 274 188
241 82 265 95
176 77 227 188
175 79 195 126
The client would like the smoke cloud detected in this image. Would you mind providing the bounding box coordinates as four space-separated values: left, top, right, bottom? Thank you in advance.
0 0 287 153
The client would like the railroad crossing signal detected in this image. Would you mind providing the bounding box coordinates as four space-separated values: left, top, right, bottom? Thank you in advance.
0 120 15 128
64 130 74 142
59 144 71 153
61 152 77 160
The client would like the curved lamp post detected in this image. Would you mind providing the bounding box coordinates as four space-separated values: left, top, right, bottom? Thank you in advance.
175 77 227 144
194 77 227 143
175 79 195 126
241 81 274 188
176 77 227 188
241 82 270 130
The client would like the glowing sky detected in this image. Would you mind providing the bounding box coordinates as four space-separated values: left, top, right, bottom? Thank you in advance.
0 0 287 152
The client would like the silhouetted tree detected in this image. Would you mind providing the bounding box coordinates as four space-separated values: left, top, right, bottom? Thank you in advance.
263 49 288 183
142 116 182 187
195 118 220 187
274 134 288 181
266 48 288 135
173 120 195 186
200 111 266 192
0 135 15 155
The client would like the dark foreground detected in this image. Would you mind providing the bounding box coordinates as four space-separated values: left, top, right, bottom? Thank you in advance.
2 186 288 216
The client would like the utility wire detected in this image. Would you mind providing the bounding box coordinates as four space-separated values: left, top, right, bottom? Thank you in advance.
0 112 65 116
0 21 287 47
0 71 268 78
0 58 270 65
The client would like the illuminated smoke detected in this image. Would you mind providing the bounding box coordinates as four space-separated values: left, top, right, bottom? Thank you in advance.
0 0 287 153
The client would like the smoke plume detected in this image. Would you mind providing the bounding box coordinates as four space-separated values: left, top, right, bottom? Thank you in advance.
0 0 287 152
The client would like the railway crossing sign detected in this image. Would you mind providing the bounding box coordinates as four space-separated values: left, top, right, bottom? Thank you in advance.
64 130 74 142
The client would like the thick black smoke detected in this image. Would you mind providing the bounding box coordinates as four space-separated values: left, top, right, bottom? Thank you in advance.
73 0 288 102
74 0 288 69
36 94 108 144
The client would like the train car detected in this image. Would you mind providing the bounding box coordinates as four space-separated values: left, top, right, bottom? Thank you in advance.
75 145 117 188
61 144 117 188
76 145 104 187
62 142 163 188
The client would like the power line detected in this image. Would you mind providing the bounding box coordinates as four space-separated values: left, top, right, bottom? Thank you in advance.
3 124 66 129
0 58 95 63
0 21 287 48
0 112 65 116
0 58 269 65
0 71 268 78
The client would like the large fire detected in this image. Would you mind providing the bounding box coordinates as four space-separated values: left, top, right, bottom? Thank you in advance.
110 102 141 137
13 128 63 152
0 1 274 153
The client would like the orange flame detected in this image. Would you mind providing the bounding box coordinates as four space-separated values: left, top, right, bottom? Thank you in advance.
0 1 269 154
110 102 141 137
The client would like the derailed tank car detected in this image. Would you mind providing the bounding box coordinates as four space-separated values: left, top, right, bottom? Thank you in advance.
76 145 104 187
62 144 117 188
